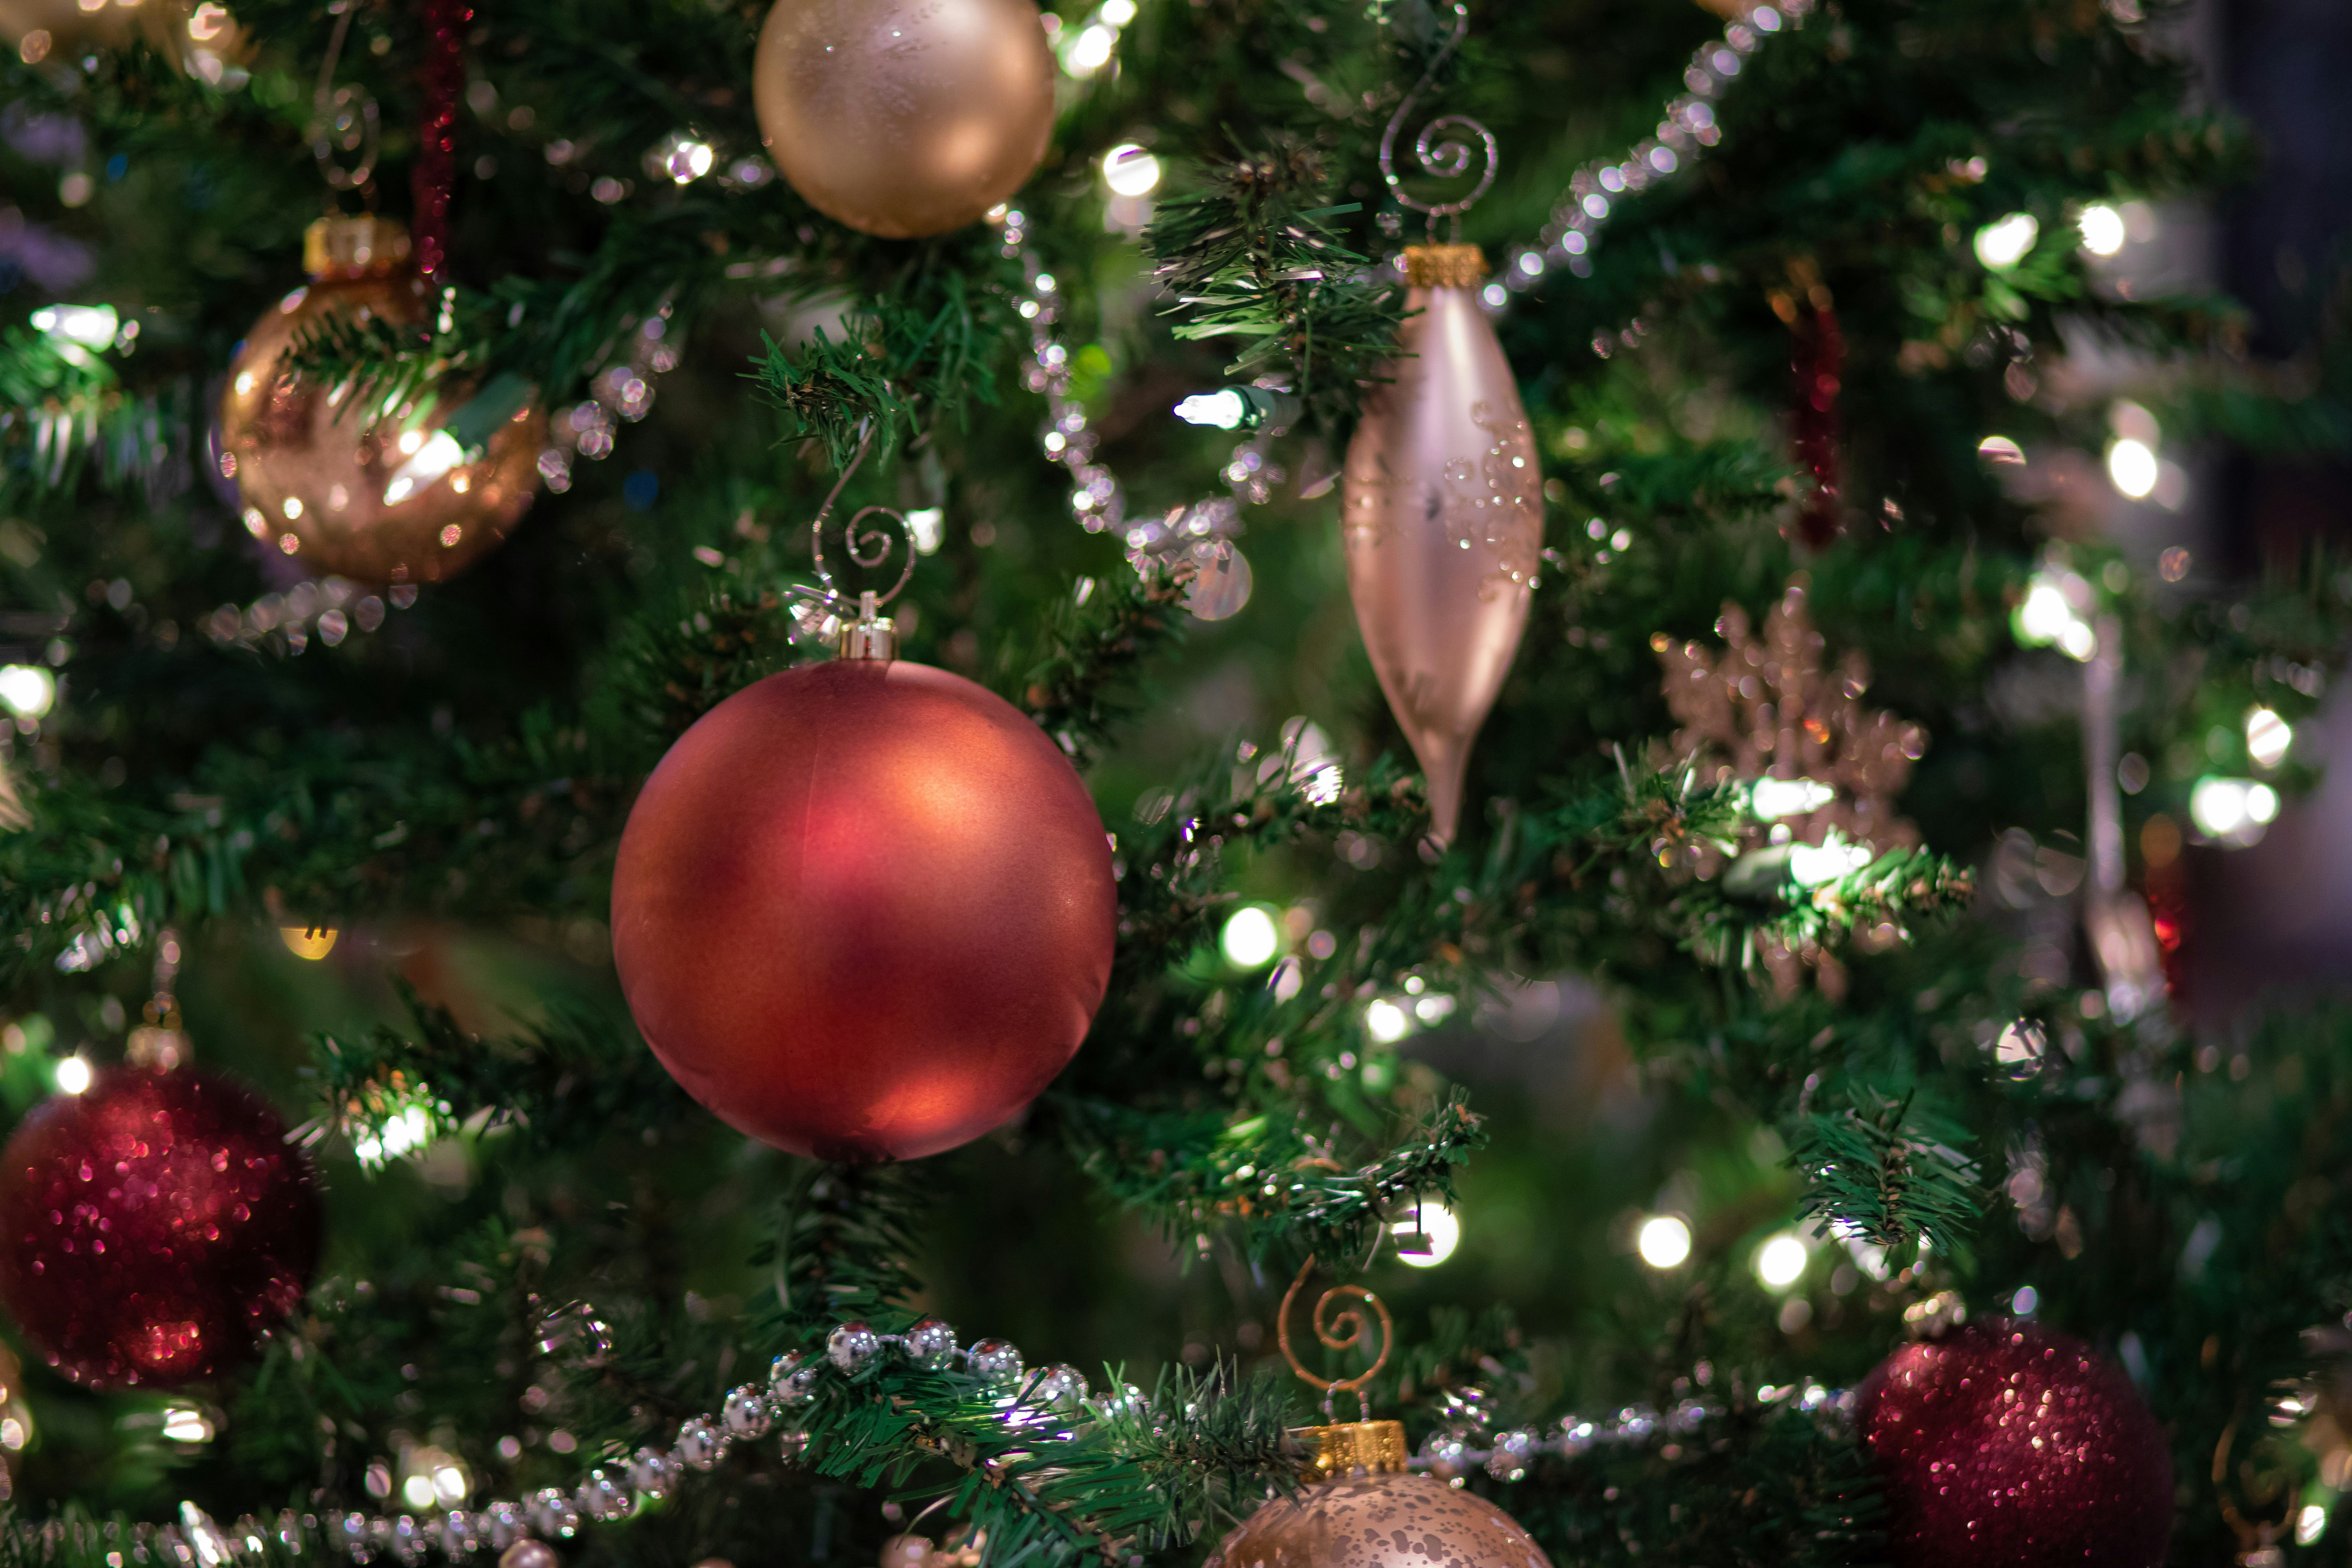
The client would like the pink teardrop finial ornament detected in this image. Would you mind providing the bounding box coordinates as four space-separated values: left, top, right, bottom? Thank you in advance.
1341 244 1542 845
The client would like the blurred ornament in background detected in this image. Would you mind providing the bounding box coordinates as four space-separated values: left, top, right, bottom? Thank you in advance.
1342 244 1542 847
1854 1317 2171 1568
217 216 544 587
752 0 1056 237
1184 539 1252 621
0 0 139 54
612 601 1118 1160
0 1066 320 1389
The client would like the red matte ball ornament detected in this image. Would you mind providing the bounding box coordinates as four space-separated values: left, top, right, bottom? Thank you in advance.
611 646 1118 1163
1854 1317 2173 1568
0 1067 322 1389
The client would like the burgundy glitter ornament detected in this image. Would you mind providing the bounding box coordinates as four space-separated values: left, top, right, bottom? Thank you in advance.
1854 1317 2173 1568
611 659 1118 1163
0 1067 322 1389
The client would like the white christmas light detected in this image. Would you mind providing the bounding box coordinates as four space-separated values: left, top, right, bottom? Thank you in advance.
1174 390 1248 429
53 1056 91 1095
1219 905 1279 968
1065 23 1115 74
1754 1232 1808 1288
1751 777 1834 820
1973 212 2039 269
2078 203 2127 256
1788 836 1872 887
383 431 466 506
2299 1505 2329 1548
2106 437 2159 499
2190 776 2279 846
161 1407 214 1444
1391 1202 1460 1267
1101 143 1161 197
1637 1215 1692 1269
2018 583 2074 645
2246 706 2292 768
904 508 945 555
1364 998 1412 1044
0 664 57 720
29 304 118 349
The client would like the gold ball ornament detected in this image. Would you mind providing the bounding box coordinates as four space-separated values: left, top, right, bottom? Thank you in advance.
752 0 1057 238
1207 1424 1552 1568
0 0 140 55
3 0 252 76
217 217 545 587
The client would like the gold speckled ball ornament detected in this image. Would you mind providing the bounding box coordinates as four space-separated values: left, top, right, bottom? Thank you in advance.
217 215 544 587
1207 1421 1553 1568
751 0 1057 238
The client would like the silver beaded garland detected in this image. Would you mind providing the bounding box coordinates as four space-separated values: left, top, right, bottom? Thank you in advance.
527 1489 578 1540
628 1445 681 1500
827 1321 883 1374
675 1416 727 1471
721 1383 774 1439
903 1317 958 1370
575 1469 630 1524
965 1338 1024 1388
1028 1364 1089 1410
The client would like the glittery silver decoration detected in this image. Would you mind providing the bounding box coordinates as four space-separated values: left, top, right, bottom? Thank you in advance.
722 1383 774 1439
965 1338 1024 1388
675 1416 726 1471
827 1321 883 1374
904 1317 958 1370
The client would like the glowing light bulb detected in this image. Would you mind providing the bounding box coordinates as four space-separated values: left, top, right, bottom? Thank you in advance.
1750 777 1834 821
1101 142 1161 197
2078 203 2127 256
0 664 57 720
1219 905 1279 968
1637 1215 1691 1269
161 1407 213 1444
2246 707 2292 769
1364 998 1411 1044
53 1056 91 1095
280 925 340 960
29 304 119 349
1391 1202 1460 1267
1174 389 1248 429
2018 582 2075 645
402 1474 436 1510
1065 23 1115 74
1754 1232 1808 1288
1972 212 2039 269
2107 438 2159 499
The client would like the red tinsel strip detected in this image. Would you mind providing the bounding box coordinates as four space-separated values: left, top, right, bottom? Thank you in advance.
410 0 472 281
1790 302 1843 549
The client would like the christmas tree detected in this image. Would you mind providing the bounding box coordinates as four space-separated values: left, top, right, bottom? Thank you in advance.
3 0 2350 1566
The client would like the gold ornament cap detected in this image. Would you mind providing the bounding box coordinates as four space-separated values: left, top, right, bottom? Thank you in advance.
1306 1420 1409 1478
304 216 414 282
1401 244 1487 290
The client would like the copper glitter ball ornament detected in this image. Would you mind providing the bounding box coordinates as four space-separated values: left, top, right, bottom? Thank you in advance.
217 216 545 587
752 0 1057 238
1208 1422 1550 1568
1341 245 1542 847
1854 1317 2172 1568
0 1066 321 1389
610 656 1117 1162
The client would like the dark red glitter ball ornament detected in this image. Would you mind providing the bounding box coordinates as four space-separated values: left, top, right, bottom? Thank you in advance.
1854 1317 2173 1568
0 1067 321 1389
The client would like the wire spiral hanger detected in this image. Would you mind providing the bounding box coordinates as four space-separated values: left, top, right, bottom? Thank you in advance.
781 428 918 657
1378 3 1499 242
1278 1258 1395 1423
308 2 381 195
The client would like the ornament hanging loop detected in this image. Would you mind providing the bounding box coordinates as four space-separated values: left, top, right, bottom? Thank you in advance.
790 426 917 660
1379 3 1498 243
1278 1257 1394 1424
307 3 381 197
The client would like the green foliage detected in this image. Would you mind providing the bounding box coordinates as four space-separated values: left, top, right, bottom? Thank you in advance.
1789 1087 1984 1268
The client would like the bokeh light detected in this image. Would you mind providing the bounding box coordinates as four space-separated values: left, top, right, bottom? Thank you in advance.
1219 906 1279 968
1754 1232 1808 1288
1391 1202 1460 1268
1637 1214 1691 1269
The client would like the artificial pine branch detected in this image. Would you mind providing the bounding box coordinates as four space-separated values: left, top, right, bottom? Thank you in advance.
1145 137 1402 443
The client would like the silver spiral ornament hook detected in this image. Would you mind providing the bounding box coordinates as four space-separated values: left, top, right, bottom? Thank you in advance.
308 4 381 194
789 428 917 659
1378 3 1498 240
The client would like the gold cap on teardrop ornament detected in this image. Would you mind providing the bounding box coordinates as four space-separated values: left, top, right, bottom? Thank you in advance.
1401 244 1487 289
303 216 414 282
1306 1420 1410 1477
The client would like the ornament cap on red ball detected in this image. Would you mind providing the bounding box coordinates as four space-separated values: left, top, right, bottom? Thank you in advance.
0 1066 321 1390
1854 1315 2173 1568
610 657 1118 1163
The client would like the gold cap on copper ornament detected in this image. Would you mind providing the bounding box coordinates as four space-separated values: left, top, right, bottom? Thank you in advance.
1401 244 1486 290
1306 1420 1409 1478
303 216 414 282
836 614 898 661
